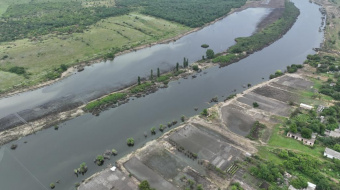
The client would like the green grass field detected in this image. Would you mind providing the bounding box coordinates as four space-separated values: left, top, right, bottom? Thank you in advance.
0 13 189 92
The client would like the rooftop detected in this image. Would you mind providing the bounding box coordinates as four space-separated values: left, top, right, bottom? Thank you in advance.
324 147 340 160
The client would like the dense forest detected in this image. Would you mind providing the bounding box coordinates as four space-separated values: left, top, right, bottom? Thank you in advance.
115 0 246 27
0 2 130 42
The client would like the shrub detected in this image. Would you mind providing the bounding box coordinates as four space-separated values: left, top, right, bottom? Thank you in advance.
151 127 156 135
127 138 134 146
192 65 199 71
9 66 26 75
50 183 55 189
159 124 165 132
201 109 208 116
112 149 118 156
96 155 104 166
253 102 259 108
201 44 209 48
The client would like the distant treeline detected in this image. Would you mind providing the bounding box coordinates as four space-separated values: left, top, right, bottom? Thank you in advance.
0 2 129 42
116 0 246 28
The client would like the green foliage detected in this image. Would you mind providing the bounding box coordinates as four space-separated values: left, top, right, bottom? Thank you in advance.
44 64 70 80
138 76 141 85
127 137 134 146
150 70 154 80
96 155 104 166
79 162 88 174
206 49 215 59
253 102 259 108
176 63 179 71
249 162 283 182
197 184 204 190
181 115 185 122
183 57 189 68
151 127 156 134
246 121 266 140
0 2 130 42
8 66 26 75
157 68 160 77
139 180 155 190
228 1 299 54
130 82 153 94
112 149 118 156
212 53 242 66
159 124 165 132
333 144 340 152
229 182 244 190
289 123 297 133
201 109 208 116
50 183 55 189
291 175 308 189
156 74 171 83
116 0 246 28
301 128 312 139
201 44 209 48
192 65 199 71
287 64 303 73
269 70 284 79
85 93 127 111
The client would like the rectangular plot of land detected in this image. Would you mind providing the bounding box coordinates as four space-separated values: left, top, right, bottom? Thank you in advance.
275 75 313 90
221 104 255 136
142 149 186 179
124 157 177 190
237 92 291 116
252 85 298 103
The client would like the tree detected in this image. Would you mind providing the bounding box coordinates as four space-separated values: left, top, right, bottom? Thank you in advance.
150 70 153 80
138 76 141 85
176 62 179 71
301 128 312 139
192 65 199 71
157 68 160 77
206 49 215 59
127 138 134 146
333 144 340 152
290 123 297 133
253 102 259 108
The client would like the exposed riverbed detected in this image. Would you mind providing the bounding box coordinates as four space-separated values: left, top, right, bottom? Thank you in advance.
0 0 324 189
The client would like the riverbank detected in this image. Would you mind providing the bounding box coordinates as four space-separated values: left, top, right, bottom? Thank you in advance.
0 0 299 146
0 0 277 99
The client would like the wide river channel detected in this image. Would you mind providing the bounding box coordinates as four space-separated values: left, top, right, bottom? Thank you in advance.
0 0 324 189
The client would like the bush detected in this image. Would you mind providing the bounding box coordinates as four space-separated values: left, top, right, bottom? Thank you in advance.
151 127 156 135
201 44 209 48
253 102 259 108
8 66 26 75
201 109 208 116
96 155 104 166
192 65 199 71
159 124 165 132
127 138 134 146
112 149 118 156
50 183 55 189
291 176 308 189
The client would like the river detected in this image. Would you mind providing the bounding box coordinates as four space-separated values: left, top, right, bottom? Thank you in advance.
0 0 324 189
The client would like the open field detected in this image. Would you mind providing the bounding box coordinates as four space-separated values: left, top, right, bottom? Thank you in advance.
0 13 189 92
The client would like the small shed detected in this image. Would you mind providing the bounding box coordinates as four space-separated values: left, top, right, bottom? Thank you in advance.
300 103 313 110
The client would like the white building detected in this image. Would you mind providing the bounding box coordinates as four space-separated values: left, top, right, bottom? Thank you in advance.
300 103 313 110
324 147 340 160
288 182 316 190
